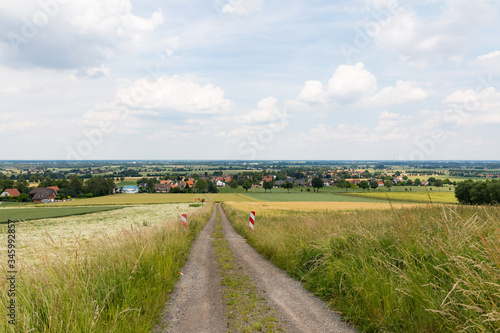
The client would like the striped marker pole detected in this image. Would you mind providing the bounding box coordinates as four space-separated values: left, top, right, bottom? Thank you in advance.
249 211 255 231
181 214 188 229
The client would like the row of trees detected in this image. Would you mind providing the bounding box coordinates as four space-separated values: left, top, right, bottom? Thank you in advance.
455 180 500 205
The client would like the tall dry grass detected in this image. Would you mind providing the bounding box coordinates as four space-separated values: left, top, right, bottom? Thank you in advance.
0 202 214 332
223 203 500 332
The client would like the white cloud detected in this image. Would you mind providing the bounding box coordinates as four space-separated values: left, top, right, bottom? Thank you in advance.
367 0 498 67
238 97 284 124
472 50 500 68
297 63 427 107
368 80 428 105
0 0 163 69
116 75 232 114
328 62 377 102
298 80 326 103
443 87 500 124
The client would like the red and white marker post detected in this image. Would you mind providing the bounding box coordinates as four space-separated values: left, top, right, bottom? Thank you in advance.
249 211 255 231
181 214 188 229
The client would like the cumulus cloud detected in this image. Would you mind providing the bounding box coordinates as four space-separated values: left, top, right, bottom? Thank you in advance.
367 80 428 105
298 63 427 107
328 62 377 102
365 0 498 67
0 0 163 69
115 75 232 114
471 50 500 68
443 87 500 124
238 97 286 124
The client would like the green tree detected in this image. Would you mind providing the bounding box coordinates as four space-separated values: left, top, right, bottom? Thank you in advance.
17 193 29 202
370 181 379 191
384 180 393 190
414 178 422 186
195 179 208 193
242 180 252 193
358 180 369 192
283 181 294 193
337 179 351 192
263 181 274 193
311 177 324 192
229 179 239 192
69 176 84 195
146 178 156 193
207 180 219 193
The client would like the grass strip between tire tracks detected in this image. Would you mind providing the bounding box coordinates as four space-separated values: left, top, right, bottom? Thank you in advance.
212 206 284 332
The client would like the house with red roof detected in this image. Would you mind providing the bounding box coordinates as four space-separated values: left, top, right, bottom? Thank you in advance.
0 189 21 197
48 186 59 193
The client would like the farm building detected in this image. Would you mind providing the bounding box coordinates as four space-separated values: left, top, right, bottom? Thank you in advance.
29 188 57 203
0 188 21 197
122 185 139 194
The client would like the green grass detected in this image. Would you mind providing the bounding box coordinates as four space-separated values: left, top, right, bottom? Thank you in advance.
223 203 500 332
0 206 124 223
212 207 283 332
0 203 214 332
241 192 388 202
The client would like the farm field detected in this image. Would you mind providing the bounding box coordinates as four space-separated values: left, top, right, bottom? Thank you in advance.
345 191 458 203
50 193 256 206
0 206 123 223
241 191 388 202
0 203 203 258
0 203 213 332
224 201 420 213
223 203 500 333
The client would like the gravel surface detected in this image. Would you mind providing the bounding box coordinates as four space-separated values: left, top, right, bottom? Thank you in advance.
154 207 226 333
156 204 358 332
219 205 358 333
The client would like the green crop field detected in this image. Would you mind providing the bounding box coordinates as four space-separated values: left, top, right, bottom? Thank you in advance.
344 191 458 203
0 206 124 223
241 192 388 202
51 193 257 206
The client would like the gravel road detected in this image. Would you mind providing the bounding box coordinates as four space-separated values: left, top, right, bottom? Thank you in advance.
154 206 226 332
219 205 357 333
156 204 357 332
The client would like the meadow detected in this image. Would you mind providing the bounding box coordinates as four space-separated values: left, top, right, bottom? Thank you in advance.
50 193 256 206
223 203 500 332
0 206 123 223
0 203 213 332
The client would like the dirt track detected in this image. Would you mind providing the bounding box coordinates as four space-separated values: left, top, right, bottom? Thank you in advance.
156 204 357 332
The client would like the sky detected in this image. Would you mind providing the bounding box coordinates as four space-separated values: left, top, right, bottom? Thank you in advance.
0 0 499 161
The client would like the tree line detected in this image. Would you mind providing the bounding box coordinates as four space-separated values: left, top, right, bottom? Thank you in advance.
455 180 500 205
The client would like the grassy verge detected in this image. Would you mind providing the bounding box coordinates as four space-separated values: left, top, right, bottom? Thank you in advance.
212 207 283 332
0 203 214 332
0 206 124 223
223 203 500 332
